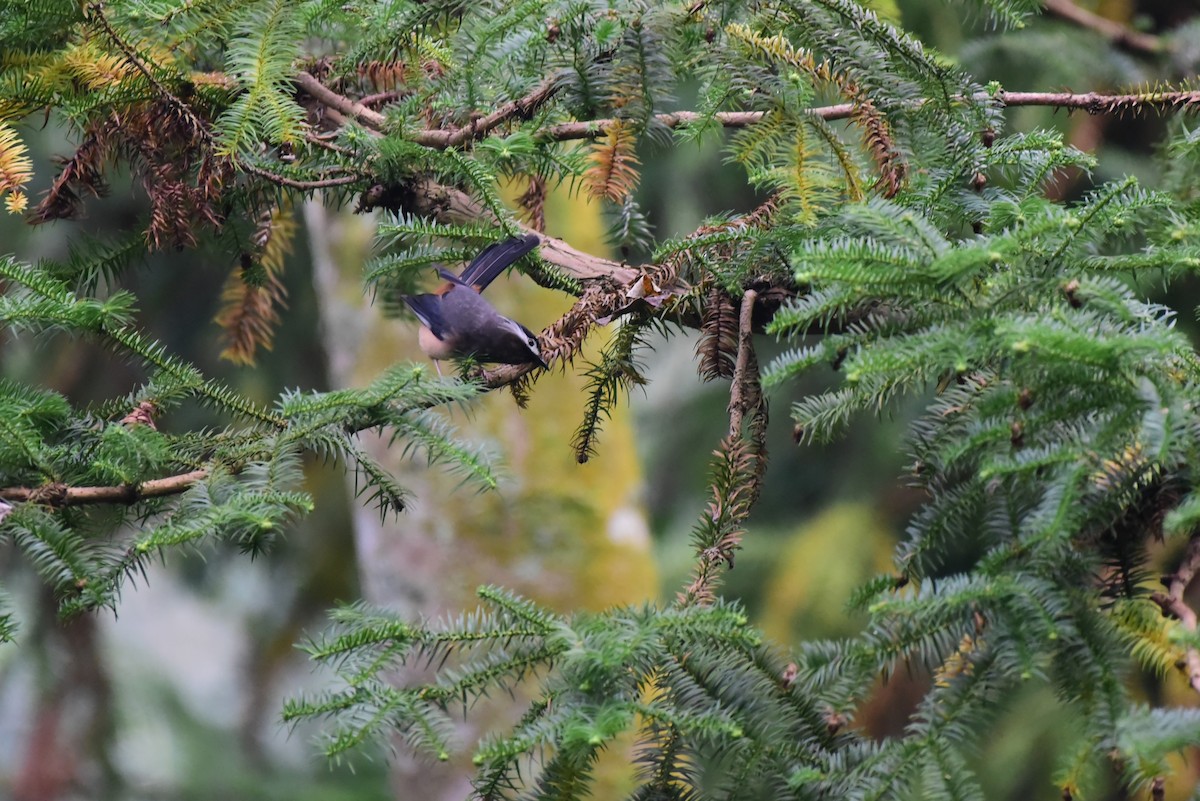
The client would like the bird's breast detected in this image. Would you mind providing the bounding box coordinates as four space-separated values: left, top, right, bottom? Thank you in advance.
418 325 456 359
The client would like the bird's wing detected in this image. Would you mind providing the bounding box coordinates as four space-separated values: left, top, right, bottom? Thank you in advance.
403 294 448 338
458 233 541 291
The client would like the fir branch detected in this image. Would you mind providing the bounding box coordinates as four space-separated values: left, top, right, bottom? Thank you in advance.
571 318 648 464
584 120 641 203
678 435 763 607
0 360 533 508
82 3 191 124
216 203 294 365
0 122 33 213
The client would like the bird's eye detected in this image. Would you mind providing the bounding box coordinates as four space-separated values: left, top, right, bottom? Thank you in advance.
528 338 537 348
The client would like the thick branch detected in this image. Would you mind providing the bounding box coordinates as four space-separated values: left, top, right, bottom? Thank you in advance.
1042 0 1163 55
293 72 387 131
1150 533 1200 695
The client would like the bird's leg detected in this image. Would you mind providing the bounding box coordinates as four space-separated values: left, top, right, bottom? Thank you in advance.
434 359 443 377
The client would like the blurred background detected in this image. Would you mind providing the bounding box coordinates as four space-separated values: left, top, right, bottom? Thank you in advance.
2 0 1200 798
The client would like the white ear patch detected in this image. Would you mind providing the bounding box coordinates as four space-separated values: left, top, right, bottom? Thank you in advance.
501 318 539 353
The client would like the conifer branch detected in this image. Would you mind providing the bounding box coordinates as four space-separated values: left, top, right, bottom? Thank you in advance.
1150 533 1200 695
84 3 191 121
1042 0 1163 55
0 362 541 508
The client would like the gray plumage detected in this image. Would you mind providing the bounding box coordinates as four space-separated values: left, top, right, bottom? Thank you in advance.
404 235 547 370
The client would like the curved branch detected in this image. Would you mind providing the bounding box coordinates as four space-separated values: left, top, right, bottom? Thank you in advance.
1042 0 1163 56
1150 533 1200 695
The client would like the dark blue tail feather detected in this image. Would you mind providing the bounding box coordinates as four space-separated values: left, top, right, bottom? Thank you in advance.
459 234 540 290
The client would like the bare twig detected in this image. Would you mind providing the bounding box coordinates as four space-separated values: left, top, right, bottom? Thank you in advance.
1150 533 1200 695
296 79 1200 147
240 162 364 190
539 90 1200 142
543 109 842 141
359 90 407 107
0 470 210 507
1043 0 1162 55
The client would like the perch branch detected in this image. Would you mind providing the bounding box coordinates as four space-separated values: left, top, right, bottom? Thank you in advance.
402 177 642 287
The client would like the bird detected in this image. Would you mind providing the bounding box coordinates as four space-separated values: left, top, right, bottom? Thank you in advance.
403 233 548 375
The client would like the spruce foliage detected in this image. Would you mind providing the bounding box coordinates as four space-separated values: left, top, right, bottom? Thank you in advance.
3 0 1200 798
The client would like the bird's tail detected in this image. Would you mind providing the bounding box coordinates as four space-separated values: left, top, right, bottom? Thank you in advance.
459 233 541 291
